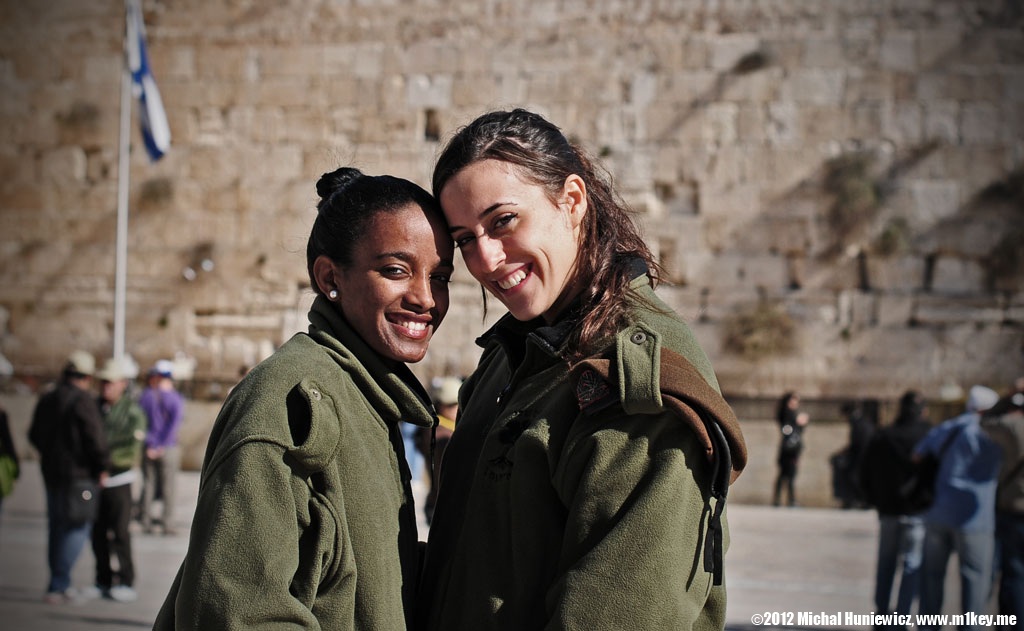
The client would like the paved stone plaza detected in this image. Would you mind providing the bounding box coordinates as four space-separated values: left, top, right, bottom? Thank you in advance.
0 462 983 630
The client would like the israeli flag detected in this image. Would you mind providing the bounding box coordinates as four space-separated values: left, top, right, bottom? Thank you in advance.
127 0 170 161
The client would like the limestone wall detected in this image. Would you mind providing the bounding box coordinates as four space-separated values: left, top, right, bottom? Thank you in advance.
1 0 1022 399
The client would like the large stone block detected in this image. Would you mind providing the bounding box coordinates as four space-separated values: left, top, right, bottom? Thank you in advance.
923 101 960 143
161 46 197 81
695 287 763 323
909 179 962 225
940 147 1011 192
1006 294 1024 324
836 289 877 328
881 101 924 144
875 294 915 327
701 186 763 250
721 67 784 103
880 33 918 72
844 68 894 102
866 256 926 291
239 144 304 186
912 294 1003 325
786 291 842 326
801 37 846 68
0 185 45 213
1008 69 1024 102
195 45 255 81
260 46 325 77
961 102 1001 145
709 34 763 72
405 74 453 109
930 256 987 295
39 146 87 184
798 105 854 143
251 77 317 108
779 69 845 105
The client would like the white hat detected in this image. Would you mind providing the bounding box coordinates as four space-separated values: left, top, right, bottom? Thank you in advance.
966 385 999 413
435 377 461 406
97 356 137 382
65 350 95 377
149 359 175 378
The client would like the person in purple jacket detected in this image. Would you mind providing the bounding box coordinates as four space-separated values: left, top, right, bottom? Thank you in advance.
138 359 185 535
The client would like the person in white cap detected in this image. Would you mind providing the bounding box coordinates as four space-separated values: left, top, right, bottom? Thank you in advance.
913 385 1002 629
28 350 111 604
138 359 185 535
87 356 147 603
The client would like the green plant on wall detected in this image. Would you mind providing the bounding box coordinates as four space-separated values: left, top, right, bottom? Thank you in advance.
55 101 100 130
722 303 797 361
824 151 881 244
139 177 174 207
872 217 911 257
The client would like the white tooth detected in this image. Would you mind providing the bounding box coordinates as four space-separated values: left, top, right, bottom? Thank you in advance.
401 321 426 331
498 270 527 290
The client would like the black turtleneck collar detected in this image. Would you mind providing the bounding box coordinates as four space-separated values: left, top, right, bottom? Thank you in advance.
476 257 650 365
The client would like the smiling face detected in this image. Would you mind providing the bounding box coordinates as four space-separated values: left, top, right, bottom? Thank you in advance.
323 203 454 365
440 159 587 323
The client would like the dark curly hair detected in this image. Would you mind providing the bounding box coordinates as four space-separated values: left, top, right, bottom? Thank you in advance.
306 166 441 293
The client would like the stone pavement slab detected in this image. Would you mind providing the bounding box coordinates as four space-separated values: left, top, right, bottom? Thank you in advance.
1 462 965 630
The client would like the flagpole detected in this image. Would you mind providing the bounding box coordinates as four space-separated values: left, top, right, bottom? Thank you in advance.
113 0 133 360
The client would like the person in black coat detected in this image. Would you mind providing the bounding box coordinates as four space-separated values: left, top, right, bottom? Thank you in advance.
29 351 111 603
860 390 931 617
773 391 809 507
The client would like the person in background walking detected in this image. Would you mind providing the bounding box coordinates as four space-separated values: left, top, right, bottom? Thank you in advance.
774 391 809 507
980 377 1024 628
914 385 1001 631
138 359 184 535
28 350 111 604
860 390 932 618
88 356 147 603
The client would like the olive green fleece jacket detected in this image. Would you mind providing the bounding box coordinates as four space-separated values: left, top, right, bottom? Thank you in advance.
100 394 147 474
154 296 435 630
418 276 747 631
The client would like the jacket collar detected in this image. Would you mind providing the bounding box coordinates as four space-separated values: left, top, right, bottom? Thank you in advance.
307 295 436 428
476 309 576 372
476 257 651 365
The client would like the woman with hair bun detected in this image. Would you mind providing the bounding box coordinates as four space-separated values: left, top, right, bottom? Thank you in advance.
155 167 454 629
418 109 747 630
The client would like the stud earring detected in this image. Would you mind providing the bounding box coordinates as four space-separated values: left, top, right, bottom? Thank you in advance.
328 289 338 300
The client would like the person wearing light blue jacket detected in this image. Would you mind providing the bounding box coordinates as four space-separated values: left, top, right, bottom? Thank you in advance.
914 385 1001 629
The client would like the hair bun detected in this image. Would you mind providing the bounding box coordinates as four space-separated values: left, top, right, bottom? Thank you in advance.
316 167 363 202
